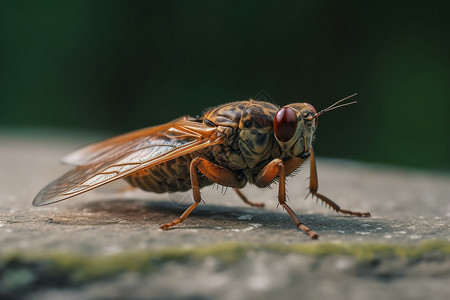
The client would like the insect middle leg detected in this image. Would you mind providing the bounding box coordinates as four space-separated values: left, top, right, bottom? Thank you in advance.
160 157 245 230
233 188 265 208
254 157 319 239
308 147 370 217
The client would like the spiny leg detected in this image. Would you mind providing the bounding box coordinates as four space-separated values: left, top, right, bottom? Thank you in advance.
160 157 244 230
254 157 319 239
309 147 370 217
233 188 265 208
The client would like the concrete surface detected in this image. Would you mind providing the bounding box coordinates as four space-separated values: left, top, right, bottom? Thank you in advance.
1 132 449 299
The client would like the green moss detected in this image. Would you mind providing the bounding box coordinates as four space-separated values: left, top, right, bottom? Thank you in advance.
266 239 450 260
1 240 449 284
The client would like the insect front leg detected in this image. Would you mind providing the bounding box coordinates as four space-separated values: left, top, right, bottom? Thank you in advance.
185 158 263 207
254 157 319 239
160 156 246 230
309 147 371 217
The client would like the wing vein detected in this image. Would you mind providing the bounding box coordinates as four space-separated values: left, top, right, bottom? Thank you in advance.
33 120 223 206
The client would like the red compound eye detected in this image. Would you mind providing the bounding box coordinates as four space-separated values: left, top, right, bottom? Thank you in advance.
274 107 297 142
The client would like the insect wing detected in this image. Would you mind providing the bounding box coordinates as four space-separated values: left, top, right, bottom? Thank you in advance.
33 119 223 206
61 116 191 166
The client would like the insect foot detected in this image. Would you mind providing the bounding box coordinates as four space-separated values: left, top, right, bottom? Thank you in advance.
340 210 371 217
311 191 371 218
160 223 175 230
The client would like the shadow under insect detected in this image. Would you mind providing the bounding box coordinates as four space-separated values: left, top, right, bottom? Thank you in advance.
51 198 388 235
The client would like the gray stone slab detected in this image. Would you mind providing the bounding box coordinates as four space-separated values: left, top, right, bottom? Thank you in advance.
1 132 449 299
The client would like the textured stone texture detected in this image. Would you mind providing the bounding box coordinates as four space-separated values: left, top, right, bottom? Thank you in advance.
1 132 449 299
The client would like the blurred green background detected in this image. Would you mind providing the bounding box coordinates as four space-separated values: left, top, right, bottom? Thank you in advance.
0 0 449 170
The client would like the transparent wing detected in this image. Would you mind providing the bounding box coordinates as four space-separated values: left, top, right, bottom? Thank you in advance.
61 116 192 166
33 118 223 206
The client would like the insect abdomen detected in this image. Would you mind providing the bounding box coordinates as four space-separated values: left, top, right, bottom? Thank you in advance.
124 154 213 193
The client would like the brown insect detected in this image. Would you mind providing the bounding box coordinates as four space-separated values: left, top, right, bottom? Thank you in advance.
34 94 370 239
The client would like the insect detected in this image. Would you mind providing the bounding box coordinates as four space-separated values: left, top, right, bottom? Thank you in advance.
34 94 370 239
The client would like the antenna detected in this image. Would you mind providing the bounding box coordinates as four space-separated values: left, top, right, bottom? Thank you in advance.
314 93 358 118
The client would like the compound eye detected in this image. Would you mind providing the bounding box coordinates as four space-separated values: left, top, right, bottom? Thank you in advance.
274 107 297 142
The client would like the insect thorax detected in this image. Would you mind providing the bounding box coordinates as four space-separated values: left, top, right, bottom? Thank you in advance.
203 100 283 181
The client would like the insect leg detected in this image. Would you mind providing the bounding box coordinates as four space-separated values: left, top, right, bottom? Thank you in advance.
254 158 319 239
309 147 371 217
233 157 305 207
233 188 264 208
160 157 245 230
